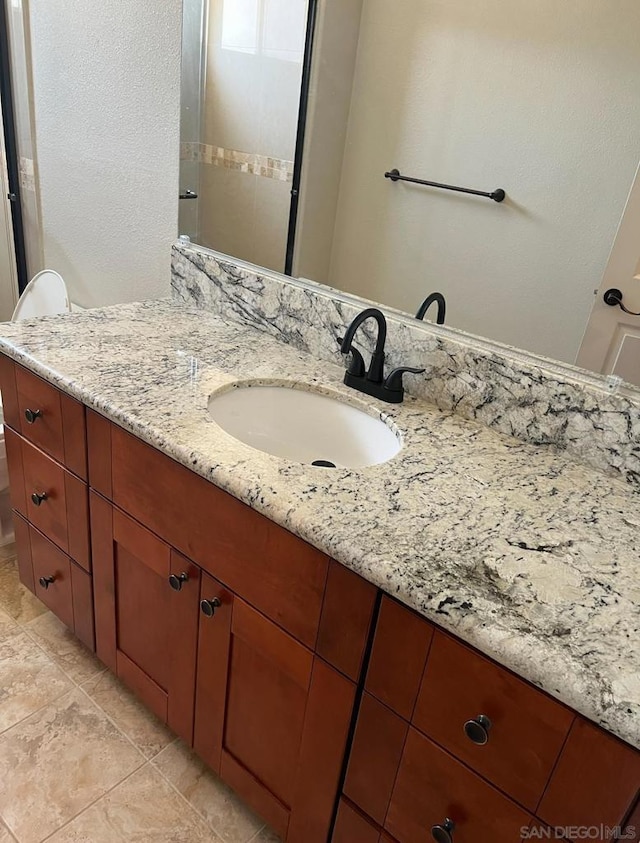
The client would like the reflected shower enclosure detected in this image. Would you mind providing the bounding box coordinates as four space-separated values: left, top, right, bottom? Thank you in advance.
179 0 309 273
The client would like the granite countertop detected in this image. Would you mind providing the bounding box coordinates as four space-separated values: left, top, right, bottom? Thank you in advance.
0 299 638 748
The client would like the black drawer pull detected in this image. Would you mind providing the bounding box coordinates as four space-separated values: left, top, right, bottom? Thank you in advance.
31 491 48 507
39 575 55 590
432 818 455 843
464 714 492 745
200 598 222 618
168 572 188 591
24 408 42 424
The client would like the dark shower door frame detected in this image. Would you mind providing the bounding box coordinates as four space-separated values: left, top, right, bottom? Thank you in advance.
284 0 319 276
0 0 28 293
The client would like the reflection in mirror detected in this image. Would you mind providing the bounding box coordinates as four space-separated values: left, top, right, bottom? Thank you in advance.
180 1 640 387
180 0 309 270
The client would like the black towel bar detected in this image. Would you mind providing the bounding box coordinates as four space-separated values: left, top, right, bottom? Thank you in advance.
384 169 505 203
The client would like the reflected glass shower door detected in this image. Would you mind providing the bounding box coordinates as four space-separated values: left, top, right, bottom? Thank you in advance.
179 0 206 243
179 0 310 273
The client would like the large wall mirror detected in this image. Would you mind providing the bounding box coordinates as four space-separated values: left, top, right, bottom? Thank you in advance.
179 0 640 388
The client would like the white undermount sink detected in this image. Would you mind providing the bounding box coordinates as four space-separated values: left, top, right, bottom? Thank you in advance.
207 383 401 468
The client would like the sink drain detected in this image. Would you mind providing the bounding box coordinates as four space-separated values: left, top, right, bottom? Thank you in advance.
311 459 337 468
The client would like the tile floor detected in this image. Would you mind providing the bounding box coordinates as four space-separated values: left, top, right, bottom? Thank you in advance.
0 544 279 843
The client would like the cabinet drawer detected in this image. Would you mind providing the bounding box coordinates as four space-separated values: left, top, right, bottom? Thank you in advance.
14 514 94 648
6 429 90 570
366 596 434 720
333 800 380 843
538 718 640 830
385 727 531 843
30 524 74 630
413 631 574 810
0 360 88 479
90 415 329 648
344 692 408 826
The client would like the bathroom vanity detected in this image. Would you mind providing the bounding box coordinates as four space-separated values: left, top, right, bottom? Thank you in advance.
0 297 638 843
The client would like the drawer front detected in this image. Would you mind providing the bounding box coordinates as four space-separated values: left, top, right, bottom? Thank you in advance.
96 417 329 648
16 517 95 649
385 727 531 843
12 364 87 479
29 523 75 630
344 692 408 826
6 429 90 570
366 596 434 720
15 365 65 463
538 718 640 830
413 631 574 809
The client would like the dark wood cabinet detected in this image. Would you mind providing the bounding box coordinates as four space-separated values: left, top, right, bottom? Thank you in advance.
344 692 408 826
194 577 356 842
341 594 640 843
90 494 201 745
538 718 640 831
385 727 531 843
413 630 574 809
333 800 380 843
1 356 639 843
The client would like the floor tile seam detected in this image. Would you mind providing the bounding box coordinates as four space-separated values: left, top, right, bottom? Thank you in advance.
0 680 72 740
73 681 152 766
38 760 150 843
0 816 18 842
149 748 230 843
20 622 108 688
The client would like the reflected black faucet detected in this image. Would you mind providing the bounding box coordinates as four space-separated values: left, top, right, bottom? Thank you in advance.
339 308 424 404
416 292 446 325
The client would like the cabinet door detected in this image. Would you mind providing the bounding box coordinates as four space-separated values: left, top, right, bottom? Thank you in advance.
194 588 356 843
90 493 200 744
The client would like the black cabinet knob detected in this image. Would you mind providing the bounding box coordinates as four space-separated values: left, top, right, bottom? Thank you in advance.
431 818 455 843
24 408 42 424
31 491 48 507
431 817 456 843
464 714 492 745
200 598 221 618
39 575 55 590
168 572 189 591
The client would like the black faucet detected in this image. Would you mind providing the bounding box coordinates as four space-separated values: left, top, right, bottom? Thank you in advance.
339 308 424 404
416 292 446 324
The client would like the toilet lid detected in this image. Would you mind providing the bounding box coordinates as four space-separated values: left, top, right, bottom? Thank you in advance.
12 270 70 321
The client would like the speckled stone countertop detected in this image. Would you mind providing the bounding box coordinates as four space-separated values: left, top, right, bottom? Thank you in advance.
0 299 638 749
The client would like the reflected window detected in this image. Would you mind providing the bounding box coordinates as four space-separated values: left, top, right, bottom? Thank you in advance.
221 0 306 62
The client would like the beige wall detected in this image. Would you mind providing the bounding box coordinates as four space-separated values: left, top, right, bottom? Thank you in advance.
28 0 182 308
300 0 640 364
198 0 306 272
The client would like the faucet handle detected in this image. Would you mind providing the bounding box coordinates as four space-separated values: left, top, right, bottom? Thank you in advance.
384 366 425 396
337 337 366 377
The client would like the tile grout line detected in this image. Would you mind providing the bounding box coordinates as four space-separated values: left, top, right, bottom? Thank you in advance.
0 817 18 843
38 762 151 843
0 627 74 740
148 752 241 843
20 619 108 689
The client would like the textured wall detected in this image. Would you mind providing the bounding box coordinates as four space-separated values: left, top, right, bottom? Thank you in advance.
305 0 640 365
28 0 182 307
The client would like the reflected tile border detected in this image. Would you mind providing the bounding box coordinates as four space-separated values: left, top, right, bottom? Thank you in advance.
180 143 293 183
